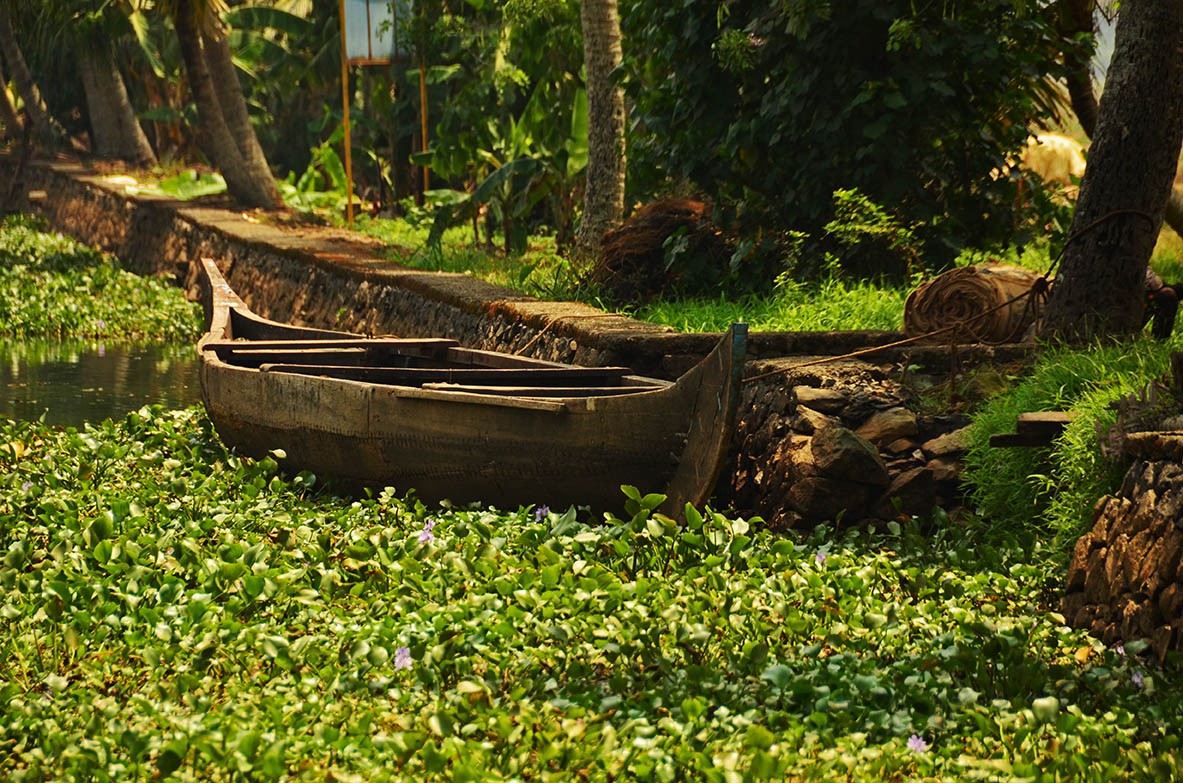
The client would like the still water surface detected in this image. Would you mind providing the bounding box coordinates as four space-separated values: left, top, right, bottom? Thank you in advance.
0 340 201 427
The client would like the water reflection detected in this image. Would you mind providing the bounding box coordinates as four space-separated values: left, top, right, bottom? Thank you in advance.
0 340 200 427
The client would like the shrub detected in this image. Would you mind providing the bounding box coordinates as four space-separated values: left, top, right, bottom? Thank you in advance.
622 0 1084 275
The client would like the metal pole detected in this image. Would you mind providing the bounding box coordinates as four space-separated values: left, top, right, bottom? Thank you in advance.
419 60 429 198
338 0 355 224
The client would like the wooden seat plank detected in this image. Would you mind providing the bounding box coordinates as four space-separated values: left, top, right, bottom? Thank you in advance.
258 363 636 386
989 410 1077 448
420 383 666 397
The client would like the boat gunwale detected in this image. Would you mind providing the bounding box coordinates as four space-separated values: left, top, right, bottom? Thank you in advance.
196 260 682 407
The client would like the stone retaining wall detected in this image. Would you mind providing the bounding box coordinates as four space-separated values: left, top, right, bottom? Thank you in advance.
1063 432 1183 662
8 160 935 377
725 358 973 527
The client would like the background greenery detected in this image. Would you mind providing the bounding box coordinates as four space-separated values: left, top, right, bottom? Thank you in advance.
10 0 1085 292
0 215 201 342
621 0 1077 278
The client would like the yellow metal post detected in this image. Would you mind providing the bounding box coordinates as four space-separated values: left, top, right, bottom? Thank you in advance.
338 0 355 225
419 60 429 199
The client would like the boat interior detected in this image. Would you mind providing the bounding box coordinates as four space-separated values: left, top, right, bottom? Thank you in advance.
202 307 668 397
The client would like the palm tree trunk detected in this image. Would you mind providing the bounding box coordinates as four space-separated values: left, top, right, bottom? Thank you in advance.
201 28 280 205
575 0 627 255
102 53 157 166
173 0 280 209
0 3 58 149
82 48 157 165
0 53 20 139
79 50 122 157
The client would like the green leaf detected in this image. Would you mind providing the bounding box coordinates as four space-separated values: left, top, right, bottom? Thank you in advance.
128 10 166 78
761 664 792 689
156 739 188 775
223 6 315 38
641 493 667 511
681 697 708 720
1032 695 1060 722
863 612 888 629
744 724 775 750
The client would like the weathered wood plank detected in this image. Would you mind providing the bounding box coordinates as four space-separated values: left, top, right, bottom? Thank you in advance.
420 383 665 397
258 363 637 386
204 337 458 353
989 411 1076 448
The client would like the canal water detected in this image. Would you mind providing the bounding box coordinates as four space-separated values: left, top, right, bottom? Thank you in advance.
0 340 201 427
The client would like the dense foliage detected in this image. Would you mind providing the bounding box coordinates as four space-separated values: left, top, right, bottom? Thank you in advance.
2 406 1182 781
8 0 1089 282
621 0 1081 277
0 216 201 341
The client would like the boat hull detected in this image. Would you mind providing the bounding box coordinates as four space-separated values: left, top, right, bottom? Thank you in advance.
196 259 747 514
201 362 692 510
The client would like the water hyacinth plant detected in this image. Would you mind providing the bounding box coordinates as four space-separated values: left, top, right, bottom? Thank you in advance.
0 215 202 341
1 408 1182 781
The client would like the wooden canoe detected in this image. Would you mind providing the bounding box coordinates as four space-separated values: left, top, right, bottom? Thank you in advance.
196 259 748 514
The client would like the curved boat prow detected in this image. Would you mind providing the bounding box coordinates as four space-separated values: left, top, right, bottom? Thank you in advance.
195 258 247 338
660 323 748 517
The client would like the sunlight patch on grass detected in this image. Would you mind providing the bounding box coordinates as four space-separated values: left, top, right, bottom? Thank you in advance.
634 278 909 333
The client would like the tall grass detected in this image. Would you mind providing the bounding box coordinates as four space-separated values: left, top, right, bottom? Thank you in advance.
962 336 1182 558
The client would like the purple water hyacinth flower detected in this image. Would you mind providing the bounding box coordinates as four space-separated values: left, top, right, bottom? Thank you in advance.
534 505 550 522
394 646 412 670
907 734 929 753
1133 671 1144 689
1115 642 1126 657
815 551 827 566
21 481 32 491
418 519 436 544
